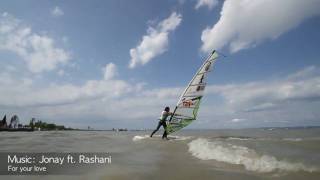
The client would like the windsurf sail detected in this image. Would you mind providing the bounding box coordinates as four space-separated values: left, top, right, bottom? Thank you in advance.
166 50 219 134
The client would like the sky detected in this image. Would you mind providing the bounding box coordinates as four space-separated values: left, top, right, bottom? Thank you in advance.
0 0 320 129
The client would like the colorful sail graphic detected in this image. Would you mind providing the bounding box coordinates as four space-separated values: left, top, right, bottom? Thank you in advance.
166 50 219 134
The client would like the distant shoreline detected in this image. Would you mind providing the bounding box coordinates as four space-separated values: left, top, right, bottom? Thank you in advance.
1 126 319 132
63 126 320 132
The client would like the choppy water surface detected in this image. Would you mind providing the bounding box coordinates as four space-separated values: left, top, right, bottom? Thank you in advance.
1 128 320 180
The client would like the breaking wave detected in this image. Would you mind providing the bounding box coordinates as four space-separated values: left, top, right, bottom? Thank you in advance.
188 138 318 173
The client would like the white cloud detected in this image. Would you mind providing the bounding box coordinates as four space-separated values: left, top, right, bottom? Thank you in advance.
0 68 175 129
0 77 134 108
206 66 320 113
201 0 320 53
195 0 219 10
0 13 71 73
142 87 182 99
103 63 117 80
0 63 319 129
51 6 64 17
129 12 182 68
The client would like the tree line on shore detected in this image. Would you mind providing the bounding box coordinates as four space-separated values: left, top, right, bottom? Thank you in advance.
1 115 73 131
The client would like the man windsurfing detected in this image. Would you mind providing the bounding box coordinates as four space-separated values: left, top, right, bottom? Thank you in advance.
150 106 173 140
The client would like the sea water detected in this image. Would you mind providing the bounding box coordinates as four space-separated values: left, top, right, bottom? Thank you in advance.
1 128 320 180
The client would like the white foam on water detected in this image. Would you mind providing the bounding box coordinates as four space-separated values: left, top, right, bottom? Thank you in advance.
132 135 150 141
133 135 192 141
188 138 318 173
227 137 251 141
169 135 193 141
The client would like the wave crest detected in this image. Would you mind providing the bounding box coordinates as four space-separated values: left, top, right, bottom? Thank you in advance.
188 138 317 173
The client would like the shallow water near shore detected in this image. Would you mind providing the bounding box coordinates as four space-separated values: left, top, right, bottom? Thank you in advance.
1 128 320 180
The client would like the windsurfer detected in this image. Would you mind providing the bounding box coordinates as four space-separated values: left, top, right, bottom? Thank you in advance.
150 106 173 140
